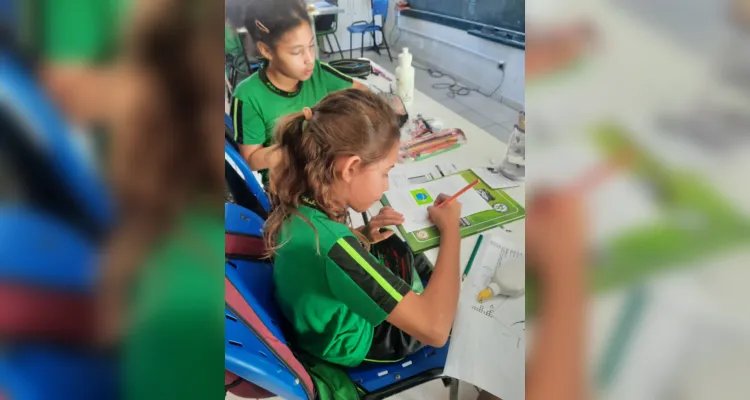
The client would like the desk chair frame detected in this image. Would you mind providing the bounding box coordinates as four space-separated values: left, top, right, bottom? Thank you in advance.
347 0 393 62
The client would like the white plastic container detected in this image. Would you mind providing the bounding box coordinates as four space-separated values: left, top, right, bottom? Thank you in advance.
477 256 526 302
395 48 415 104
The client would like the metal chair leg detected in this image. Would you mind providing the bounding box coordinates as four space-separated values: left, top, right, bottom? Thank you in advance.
332 33 345 59
370 31 381 55
449 378 459 400
381 30 393 63
349 32 353 58
325 35 335 59
361 33 365 58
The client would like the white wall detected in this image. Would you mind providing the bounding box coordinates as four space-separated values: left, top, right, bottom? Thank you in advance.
319 0 524 109
382 4 525 109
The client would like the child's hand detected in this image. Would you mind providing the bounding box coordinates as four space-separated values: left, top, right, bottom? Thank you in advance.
365 207 405 243
526 188 587 282
428 194 462 233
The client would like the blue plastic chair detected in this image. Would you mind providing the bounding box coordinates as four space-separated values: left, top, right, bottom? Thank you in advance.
0 50 115 399
347 0 393 62
225 113 271 218
224 204 451 399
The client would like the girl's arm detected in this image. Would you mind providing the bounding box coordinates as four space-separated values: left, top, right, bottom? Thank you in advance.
239 144 280 171
385 195 462 347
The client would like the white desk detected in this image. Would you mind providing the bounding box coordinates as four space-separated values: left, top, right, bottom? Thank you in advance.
358 60 526 398
359 60 526 267
235 3 344 57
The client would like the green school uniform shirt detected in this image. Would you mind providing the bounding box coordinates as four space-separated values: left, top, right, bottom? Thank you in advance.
36 0 129 62
273 202 411 368
229 61 353 185
123 205 224 400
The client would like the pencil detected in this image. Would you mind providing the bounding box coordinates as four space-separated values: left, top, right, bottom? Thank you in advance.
462 234 484 281
436 179 480 208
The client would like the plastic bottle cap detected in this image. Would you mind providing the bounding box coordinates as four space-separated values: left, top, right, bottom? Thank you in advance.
477 287 495 302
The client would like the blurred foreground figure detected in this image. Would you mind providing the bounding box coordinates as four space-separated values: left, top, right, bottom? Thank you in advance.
0 0 120 399
522 24 590 400
99 0 225 399
1 0 224 399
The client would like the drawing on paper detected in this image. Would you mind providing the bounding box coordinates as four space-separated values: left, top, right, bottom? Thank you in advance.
410 188 433 206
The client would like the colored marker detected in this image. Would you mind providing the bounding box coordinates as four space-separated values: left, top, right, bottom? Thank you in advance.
462 234 484 281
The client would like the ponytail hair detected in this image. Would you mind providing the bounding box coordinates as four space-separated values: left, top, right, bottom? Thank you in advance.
263 89 401 256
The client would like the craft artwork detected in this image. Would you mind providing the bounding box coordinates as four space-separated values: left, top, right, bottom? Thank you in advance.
381 170 526 253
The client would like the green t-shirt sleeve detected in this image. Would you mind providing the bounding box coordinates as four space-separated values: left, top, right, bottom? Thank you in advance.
317 61 354 93
325 236 410 326
39 0 128 62
229 96 266 146
124 211 225 400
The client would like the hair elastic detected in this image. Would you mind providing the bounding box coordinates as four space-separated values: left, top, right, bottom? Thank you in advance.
302 107 313 121
255 19 270 34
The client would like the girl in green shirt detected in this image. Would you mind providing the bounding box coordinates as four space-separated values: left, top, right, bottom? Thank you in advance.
230 0 367 187
96 1 225 399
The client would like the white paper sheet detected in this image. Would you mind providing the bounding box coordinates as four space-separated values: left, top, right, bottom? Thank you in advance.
472 167 521 190
444 236 526 400
385 175 492 233
388 162 460 189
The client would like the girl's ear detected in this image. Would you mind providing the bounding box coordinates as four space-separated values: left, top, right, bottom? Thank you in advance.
257 42 273 61
337 155 362 183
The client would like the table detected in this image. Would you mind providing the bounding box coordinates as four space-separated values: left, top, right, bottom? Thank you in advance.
235 2 344 57
358 60 526 399
358 61 526 268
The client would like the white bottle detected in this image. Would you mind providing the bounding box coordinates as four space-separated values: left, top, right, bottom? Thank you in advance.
395 48 415 104
477 256 525 302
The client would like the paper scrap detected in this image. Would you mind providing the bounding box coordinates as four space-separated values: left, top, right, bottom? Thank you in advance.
472 167 520 190
444 235 525 400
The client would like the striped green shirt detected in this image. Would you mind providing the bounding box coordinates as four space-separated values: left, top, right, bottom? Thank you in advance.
273 204 410 368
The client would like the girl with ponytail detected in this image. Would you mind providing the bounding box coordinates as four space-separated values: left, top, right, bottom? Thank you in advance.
268 89 463 381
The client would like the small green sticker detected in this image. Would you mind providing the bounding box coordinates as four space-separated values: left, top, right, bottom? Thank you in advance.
410 189 433 206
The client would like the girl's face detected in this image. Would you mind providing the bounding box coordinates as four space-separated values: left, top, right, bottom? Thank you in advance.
262 22 316 81
337 142 400 213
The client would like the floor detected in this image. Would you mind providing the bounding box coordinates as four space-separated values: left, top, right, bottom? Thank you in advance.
226 378 485 400
356 51 520 144
226 50 514 400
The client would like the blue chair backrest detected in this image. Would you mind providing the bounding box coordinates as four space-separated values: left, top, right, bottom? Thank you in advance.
372 0 389 20
0 50 114 399
0 207 95 291
225 114 271 217
0 52 113 238
224 204 315 400
0 346 115 400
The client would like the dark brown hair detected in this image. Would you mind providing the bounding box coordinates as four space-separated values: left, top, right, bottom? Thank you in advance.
98 0 223 342
264 89 401 255
242 0 310 50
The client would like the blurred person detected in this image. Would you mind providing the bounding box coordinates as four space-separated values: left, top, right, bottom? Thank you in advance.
97 0 225 399
35 0 129 129
516 32 589 400
525 23 593 80
230 0 367 189
525 189 587 400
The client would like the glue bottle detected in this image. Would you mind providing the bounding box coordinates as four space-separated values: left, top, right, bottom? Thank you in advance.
477 256 526 302
395 48 415 103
